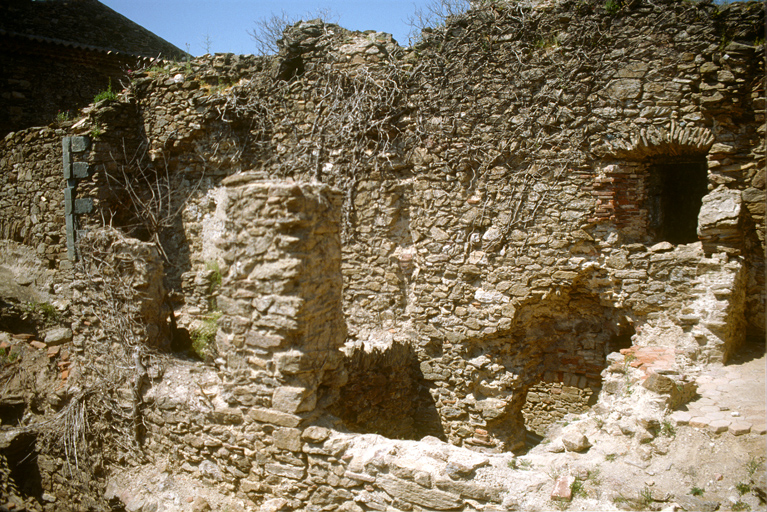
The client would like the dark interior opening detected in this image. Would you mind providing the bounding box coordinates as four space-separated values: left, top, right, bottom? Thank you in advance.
332 342 445 441
647 160 708 244
3 432 43 502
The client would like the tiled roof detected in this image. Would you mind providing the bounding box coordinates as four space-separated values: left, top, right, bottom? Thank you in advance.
0 0 187 60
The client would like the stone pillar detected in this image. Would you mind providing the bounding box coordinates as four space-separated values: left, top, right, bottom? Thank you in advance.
216 176 347 419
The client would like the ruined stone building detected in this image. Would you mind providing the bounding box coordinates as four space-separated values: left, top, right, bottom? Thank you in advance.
0 0 187 136
0 0 764 510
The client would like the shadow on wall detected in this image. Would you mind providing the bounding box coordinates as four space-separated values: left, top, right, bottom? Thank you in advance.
456 280 635 452
332 341 445 441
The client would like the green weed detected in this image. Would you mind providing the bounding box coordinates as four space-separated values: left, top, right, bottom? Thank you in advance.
732 500 751 511
736 482 751 495
604 0 620 15
605 453 617 462
571 478 587 499
639 486 653 507
56 110 71 124
588 467 602 486
89 123 103 138
508 458 533 470
612 494 628 505
689 486 704 496
0 347 20 365
190 311 221 360
206 260 222 290
27 301 59 325
660 420 676 437
93 78 117 103
746 456 762 478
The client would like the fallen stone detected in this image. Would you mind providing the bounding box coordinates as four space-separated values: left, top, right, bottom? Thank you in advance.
30 340 46 350
674 495 719 512
562 432 591 452
551 475 575 502
190 497 211 512
436 479 504 503
377 475 462 510
44 327 73 346
260 498 289 512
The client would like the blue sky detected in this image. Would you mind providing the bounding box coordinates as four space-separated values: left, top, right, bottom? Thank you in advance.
100 1 433 55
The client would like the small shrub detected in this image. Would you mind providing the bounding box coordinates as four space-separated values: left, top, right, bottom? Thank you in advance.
732 500 751 511
689 486 704 496
736 482 751 495
56 110 71 124
93 78 117 103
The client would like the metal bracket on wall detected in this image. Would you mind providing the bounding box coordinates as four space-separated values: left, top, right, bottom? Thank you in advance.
62 135 91 261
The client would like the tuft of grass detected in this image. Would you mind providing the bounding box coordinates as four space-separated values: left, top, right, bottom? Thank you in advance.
27 300 60 325
93 78 117 103
746 456 762 478
0 347 20 365
587 467 602 486
639 486 653 507
190 311 221 360
571 478 587 499
605 453 617 462
660 420 676 437
509 458 533 470
732 500 751 511
206 260 222 290
689 486 704 496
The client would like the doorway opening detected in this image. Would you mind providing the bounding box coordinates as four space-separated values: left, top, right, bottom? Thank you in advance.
646 159 708 244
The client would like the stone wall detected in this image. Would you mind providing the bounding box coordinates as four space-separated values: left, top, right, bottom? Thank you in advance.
0 0 763 475
523 380 597 438
0 127 68 269
0 37 136 136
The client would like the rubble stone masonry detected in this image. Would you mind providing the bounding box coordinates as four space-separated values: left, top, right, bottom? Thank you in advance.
0 0 764 509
